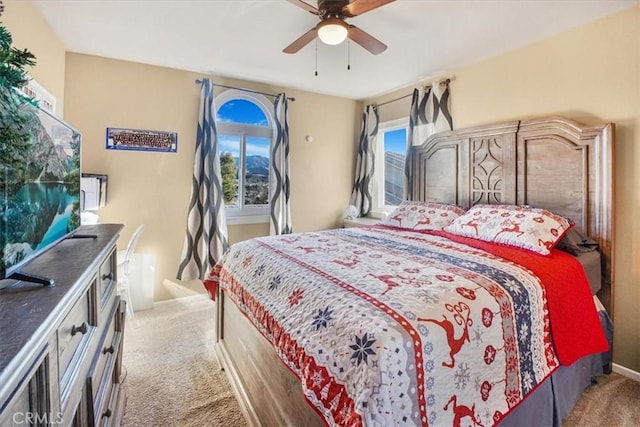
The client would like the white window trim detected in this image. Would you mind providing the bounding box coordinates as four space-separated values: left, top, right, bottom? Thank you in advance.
215 89 273 224
226 213 270 226
370 117 409 219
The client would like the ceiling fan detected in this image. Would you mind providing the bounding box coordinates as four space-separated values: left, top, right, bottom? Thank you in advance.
283 0 395 55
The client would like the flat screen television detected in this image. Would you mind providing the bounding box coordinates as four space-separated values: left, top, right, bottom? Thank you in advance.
0 99 81 285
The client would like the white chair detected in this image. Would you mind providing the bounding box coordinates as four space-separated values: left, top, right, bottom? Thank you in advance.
116 224 145 319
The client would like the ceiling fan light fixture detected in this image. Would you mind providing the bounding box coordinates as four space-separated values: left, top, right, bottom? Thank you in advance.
317 18 348 45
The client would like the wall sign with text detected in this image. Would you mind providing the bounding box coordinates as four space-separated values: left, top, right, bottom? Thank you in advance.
20 78 57 114
106 128 178 152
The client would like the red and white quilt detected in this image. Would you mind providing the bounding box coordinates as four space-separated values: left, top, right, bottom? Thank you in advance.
207 226 607 426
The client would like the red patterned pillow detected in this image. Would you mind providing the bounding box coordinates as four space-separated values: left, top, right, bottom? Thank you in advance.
443 204 574 255
381 201 466 231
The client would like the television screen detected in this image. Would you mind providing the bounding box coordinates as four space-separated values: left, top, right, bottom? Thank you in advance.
0 100 81 281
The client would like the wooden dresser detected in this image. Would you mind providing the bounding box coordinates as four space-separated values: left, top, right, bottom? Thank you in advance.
0 224 126 426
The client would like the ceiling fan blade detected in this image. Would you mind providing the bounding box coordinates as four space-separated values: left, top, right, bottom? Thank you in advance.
348 25 387 55
283 28 318 54
343 0 395 17
285 0 320 15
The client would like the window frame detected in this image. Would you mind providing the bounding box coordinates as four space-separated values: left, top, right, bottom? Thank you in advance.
371 117 409 218
215 90 274 225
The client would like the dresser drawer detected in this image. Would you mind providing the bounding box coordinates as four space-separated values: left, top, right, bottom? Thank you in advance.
98 249 117 306
0 346 50 427
88 298 124 426
58 281 97 399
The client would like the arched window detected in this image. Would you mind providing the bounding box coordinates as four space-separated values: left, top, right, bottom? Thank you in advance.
216 90 273 223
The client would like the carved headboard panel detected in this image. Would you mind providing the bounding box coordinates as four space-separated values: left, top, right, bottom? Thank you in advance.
411 116 614 311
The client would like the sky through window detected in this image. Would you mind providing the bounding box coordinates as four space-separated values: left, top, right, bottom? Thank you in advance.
217 99 268 126
384 128 406 154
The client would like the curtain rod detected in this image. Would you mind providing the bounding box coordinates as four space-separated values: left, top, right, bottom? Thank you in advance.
375 78 451 108
376 92 412 107
196 80 295 101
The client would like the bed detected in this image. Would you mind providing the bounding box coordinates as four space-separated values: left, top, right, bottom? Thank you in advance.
205 116 614 427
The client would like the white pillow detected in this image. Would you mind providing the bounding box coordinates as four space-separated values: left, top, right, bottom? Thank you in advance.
381 201 466 231
443 204 574 255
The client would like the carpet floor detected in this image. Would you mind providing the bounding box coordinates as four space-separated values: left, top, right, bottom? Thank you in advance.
122 295 639 426
121 296 246 427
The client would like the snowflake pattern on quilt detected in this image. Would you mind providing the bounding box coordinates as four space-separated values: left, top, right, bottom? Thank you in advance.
216 226 559 427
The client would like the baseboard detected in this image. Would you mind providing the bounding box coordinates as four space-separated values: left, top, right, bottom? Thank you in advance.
612 363 640 382
153 293 209 308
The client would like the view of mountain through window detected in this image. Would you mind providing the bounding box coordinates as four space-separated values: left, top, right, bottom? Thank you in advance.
217 99 271 209
383 128 406 205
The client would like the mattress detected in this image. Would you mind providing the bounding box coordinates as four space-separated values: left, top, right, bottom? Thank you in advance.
573 250 602 294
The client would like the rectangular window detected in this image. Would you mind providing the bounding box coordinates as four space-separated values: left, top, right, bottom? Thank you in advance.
383 128 406 206
219 134 241 208
244 137 270 206
218 133 270 224
372 119 408 215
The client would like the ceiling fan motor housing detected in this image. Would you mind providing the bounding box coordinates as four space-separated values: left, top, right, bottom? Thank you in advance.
283 0 392 55
318 0 350 18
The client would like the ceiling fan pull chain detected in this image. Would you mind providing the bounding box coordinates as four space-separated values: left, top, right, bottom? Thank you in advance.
347 39 351 70
315 38 319 76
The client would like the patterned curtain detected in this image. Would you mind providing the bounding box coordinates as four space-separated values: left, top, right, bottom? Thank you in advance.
269 93 292 235
404 80 453 200
177 78 229 280
350 104 379 217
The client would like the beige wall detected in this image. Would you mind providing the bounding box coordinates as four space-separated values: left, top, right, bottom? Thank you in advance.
2 0 67 114
365 6 640 372
63 54 359 302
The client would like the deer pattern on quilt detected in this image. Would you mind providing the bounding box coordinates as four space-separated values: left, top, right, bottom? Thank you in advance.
419 301 472 368
444 395 485 427
215 226 560 427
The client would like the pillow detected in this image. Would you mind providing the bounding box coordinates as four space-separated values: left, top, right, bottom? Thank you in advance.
556 228 599 256
443 204 574 255
381 201 466 231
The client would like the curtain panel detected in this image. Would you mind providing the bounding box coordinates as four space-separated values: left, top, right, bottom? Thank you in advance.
177 78 229 280
350 104 379 217
404 80 453 200
269 93 292 235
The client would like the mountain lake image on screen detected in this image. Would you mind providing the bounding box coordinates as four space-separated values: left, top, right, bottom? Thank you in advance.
0 100 81 282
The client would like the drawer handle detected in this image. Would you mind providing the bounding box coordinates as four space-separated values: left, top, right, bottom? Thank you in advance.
102 408 112 418
71 322 88 336
102 272 113 281
103 345 115 355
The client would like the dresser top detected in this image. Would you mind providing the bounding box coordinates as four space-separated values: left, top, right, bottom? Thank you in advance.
0 224 123 375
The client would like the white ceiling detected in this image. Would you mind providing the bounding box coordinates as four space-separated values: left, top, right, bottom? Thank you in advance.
33 0 638 100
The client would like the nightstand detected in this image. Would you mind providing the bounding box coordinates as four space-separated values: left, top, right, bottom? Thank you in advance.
343 217 381 228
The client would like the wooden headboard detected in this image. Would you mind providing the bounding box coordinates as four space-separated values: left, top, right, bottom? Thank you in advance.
410 116 614 312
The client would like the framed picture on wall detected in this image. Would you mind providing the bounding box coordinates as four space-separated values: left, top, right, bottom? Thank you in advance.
106 127 178 153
